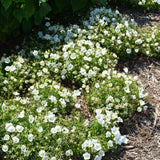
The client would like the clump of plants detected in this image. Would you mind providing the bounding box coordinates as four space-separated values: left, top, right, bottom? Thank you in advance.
36 7 159 59
0 6 153 160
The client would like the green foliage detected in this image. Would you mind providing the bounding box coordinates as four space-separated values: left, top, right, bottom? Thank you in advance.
0 0 95 42
0 6 153 160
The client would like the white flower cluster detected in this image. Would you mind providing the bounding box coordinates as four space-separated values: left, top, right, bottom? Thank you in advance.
82 139 102 152
0 5 151 160
82 139 105 160
138 0 160 5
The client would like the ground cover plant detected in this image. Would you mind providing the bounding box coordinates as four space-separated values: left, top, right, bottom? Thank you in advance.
0 5 159 160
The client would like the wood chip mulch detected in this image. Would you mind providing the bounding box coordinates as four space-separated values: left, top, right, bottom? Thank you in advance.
104 57 160 160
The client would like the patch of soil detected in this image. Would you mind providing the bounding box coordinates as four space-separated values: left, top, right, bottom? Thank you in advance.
104 57 160 160
119 8 160 27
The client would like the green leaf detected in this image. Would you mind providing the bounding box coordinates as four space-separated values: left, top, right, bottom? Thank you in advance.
54 0 70 12
22 19 32 32
39 0 48 4
1 0 12 10
13 9 24 22
39 3 51 17
23 0 35 20
71 0 89 11
34 3 51 25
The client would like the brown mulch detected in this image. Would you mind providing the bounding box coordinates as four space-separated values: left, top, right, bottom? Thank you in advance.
117 7 160 27
103 57 160 160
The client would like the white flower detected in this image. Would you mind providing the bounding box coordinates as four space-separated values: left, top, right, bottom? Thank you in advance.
50 157 57 160
29 115 34 123
28 134 34 142
67 64 73 70
75 103 81 108
34 95 40 101
38 126 43 133
13 91 20 96
49 96 57 103
124 87 130 93
80 68 86 75
21 145 26 152
51 127 57 134
5 66 10 71
5 123 15 132
10 65 16 71
38 31 43 38
50 53 60 60
62 127 69 134
126 48 131 54
55 125 61 132
117 117 123 123
65 149 73 156
48 112 56 122
94 143 102 151
45 22 50 27
18 110 25 118
106 131 111 138
24 150 30 156
70 53 77 59
41 100 48 106
155 0 160 4
108 140 113 147
73 90 81 96
99 150 105 157
12 136 19 143
111 126 120 135
95 83 100 88
94 155 101 160
36 107 43 113
2 145 8 152
16 125 24 132
37 71 42 76
3 80 8 84
4 135 10 140
137 107 142 112
33 50 38 56
4 57 10 63
42 68 48 73
135 39 142 44
123 67 128 73
83 119 90 126
71 126 76 132
83 152 91 160
143 105 148 111
32 89 39 95
43 34 52 40
139 100 145 106
39 150 46 157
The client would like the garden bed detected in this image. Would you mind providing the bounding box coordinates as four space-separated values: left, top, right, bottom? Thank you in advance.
0 4 160 160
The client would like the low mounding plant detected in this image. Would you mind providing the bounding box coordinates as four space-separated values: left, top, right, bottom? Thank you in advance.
36 7 160 59
0 6 152 160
